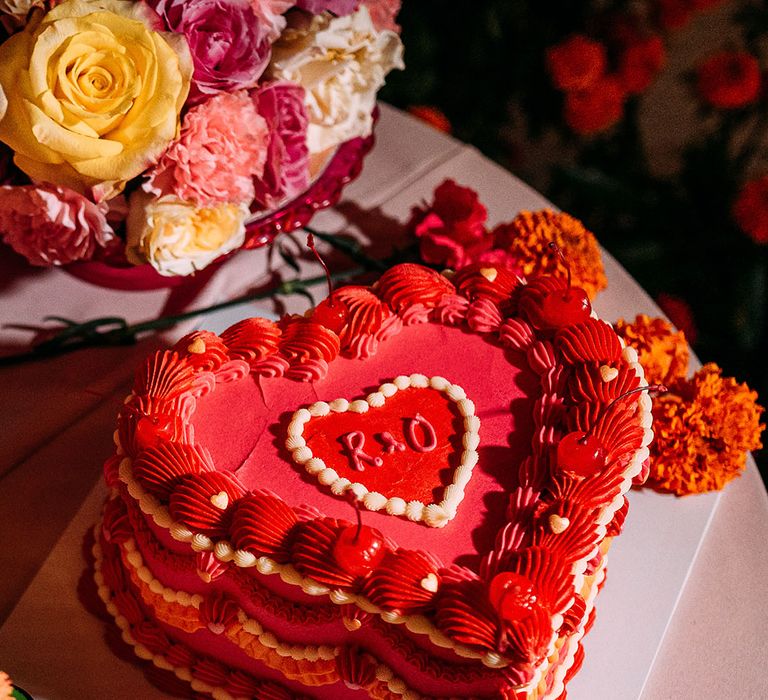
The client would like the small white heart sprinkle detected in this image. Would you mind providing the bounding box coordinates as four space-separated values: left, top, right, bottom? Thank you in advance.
210 491 229 510
479 267 498 282
420 573 439 593
187 338 206 354
548 514 570 534
600 365 619 382
343 617 363 631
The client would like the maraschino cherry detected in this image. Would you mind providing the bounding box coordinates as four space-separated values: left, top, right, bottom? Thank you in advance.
134 414 175 450
333 492 386 576
536 242 592 329
306 233 348 335
488 571 538 623
557 384 667 478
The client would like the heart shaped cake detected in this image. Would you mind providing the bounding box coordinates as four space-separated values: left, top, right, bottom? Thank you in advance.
94 262 653 699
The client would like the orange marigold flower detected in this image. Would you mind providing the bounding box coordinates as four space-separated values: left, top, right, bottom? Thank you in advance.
564 75 626 136
614 314 689 385
547 34 607 92
618 35 667 95
407 105 452 134
492 210 607 299
648 363 765 495
733 175 768 245
696 51 761 109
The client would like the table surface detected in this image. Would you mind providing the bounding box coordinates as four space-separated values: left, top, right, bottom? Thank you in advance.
1 104 767 700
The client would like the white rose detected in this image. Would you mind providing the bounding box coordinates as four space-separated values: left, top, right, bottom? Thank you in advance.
269 6 404 153
126 192 247 276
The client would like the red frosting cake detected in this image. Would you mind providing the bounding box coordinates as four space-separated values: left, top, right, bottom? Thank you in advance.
93 262 653 699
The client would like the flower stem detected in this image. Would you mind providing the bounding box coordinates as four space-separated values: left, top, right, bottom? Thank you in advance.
0 267 363 367
303 226 390 272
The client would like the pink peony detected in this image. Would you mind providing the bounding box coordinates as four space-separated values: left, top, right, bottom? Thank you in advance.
363 0 401 32
146 91 269 207
409 179 491 269
296 0 360 14
149 0 272 102
0 184 115 266
252 81 310 209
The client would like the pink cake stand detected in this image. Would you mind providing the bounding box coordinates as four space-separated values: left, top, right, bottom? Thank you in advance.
64 125 376 291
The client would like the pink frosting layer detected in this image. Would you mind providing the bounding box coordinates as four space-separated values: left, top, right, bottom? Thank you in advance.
191 321 538 566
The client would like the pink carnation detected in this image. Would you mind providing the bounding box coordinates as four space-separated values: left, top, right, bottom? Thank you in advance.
363 0 401 32
0 184 115 266
476 246 521 273
146 91 269 207
252 81 310 209
409 179 491 269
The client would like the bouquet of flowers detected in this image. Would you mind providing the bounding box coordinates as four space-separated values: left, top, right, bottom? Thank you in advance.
0 0 403 276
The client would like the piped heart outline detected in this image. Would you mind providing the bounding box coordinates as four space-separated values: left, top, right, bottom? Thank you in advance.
286 374 480 527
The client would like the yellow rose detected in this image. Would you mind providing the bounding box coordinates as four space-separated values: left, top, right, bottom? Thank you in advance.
0 0 192 199
126 192 248 276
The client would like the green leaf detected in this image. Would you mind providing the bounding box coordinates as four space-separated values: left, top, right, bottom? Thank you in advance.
278 244 301 273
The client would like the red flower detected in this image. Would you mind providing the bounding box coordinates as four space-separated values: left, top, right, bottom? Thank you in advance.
733 176 768 245
564 75 625 136
696 51 761 109
656 293 698 345
618 35 667 94
408 105 452 133
409 179 490 269
547 35 607 92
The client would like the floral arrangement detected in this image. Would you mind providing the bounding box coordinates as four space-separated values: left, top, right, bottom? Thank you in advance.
409 179 765 496
407 178 607 299
0 0 403 275
615 314 764 495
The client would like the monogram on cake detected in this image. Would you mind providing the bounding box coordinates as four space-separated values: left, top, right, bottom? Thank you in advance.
94 262 654 699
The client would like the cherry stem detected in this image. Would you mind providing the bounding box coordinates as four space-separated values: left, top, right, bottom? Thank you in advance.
306 233 334 307
548 241 572 292
344 490 364 543
353 500 362 543
579 383 667 443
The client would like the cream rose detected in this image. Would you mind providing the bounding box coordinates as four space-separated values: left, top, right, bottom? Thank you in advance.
126 192 247 276
0 0 192 200
269 5 403 153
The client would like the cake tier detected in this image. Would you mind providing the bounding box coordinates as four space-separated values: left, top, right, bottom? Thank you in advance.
93 519 607 699
100 263 653 698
